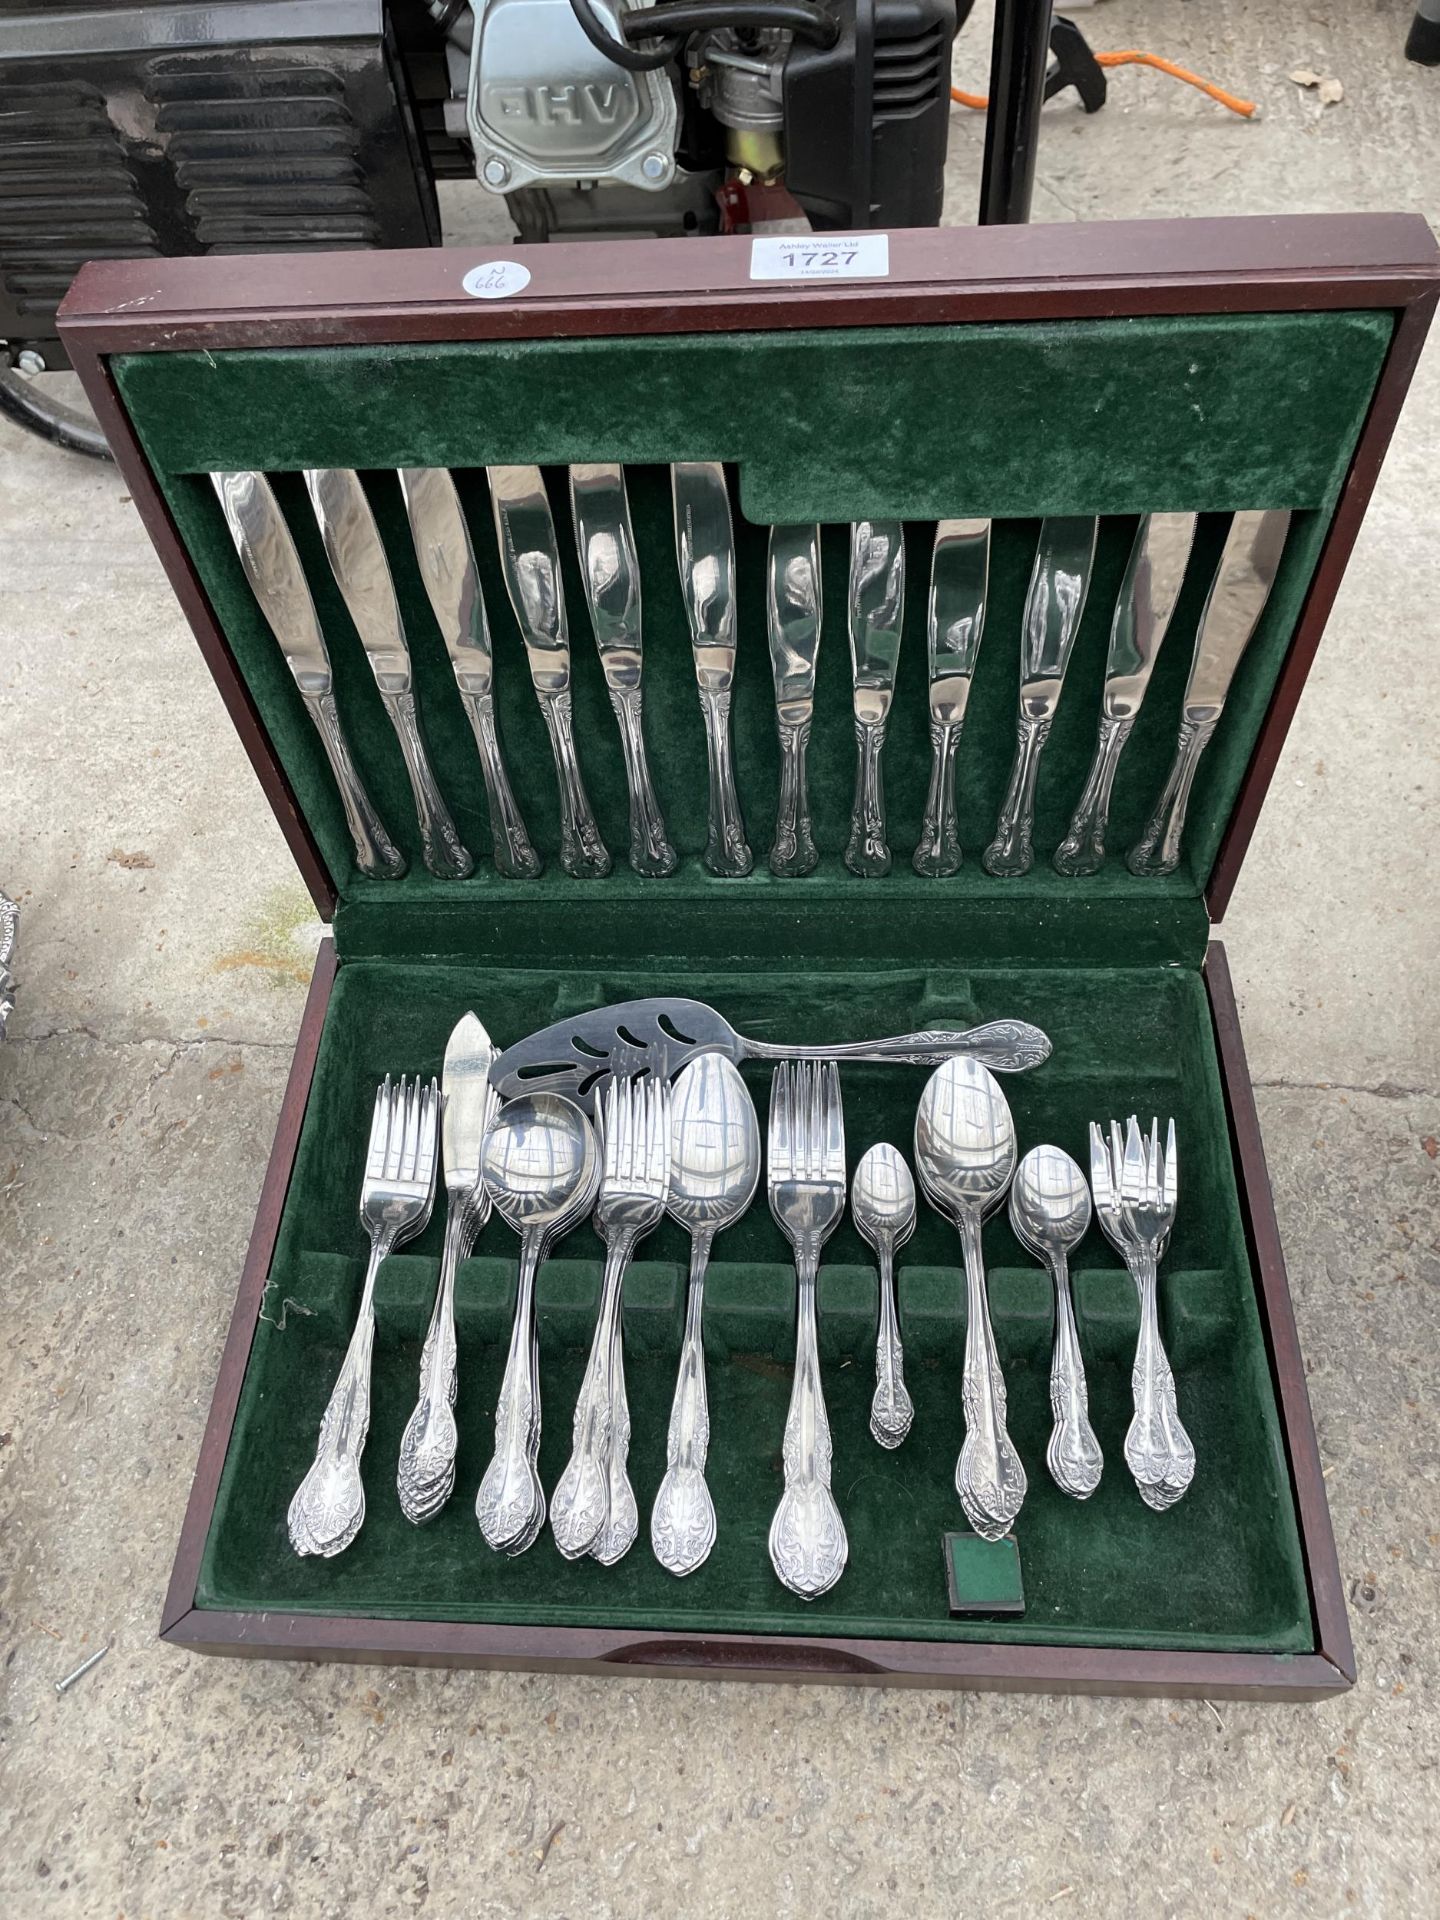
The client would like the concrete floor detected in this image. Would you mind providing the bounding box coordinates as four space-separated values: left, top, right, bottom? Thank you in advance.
2 1 1438 1913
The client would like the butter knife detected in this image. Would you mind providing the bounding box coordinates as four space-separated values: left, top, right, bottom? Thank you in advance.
397 1011 498 1524
983 515 1098 878
766 522 823 877
570 463 676 876
489 465 611 879
672 461 752 876
212 471 406 881
397 467 541 880
1055 512 1197 876
304 467 473 880
1129 508 1291 877
915 518 989 877
845 519 905 877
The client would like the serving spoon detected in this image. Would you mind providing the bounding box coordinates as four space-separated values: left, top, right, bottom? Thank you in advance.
915 1057 1027 1540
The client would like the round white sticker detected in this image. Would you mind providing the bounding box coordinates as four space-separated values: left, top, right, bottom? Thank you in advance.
462 260 532 301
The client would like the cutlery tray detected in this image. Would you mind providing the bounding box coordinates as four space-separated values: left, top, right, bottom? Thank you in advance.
61 212 1440 1697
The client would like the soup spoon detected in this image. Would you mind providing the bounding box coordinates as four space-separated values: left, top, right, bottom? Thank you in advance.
915 1057 1027 1540
475 1093 601 1553
1009 1144 1103 1499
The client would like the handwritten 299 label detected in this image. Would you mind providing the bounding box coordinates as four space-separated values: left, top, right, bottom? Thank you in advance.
748 234 890 282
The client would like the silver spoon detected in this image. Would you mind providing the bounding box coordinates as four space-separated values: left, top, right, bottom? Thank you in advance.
475 1093 601 1554
650 1054 761 1576
914 1057 1027 1540
852 1145 916 1448
1009 1145 1103 1500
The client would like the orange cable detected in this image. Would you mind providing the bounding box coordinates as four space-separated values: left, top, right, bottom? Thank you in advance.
951 48 1256 120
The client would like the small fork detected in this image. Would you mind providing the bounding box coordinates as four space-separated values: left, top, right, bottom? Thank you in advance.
1090 1115 1195 1510
289 1074 439 1556
550 1077 670 1563
767 1060 848 1600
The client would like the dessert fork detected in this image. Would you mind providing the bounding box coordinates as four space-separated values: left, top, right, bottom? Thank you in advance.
767 1060 848 1599
550 1077 671 1563
1090 1116 1196 1509
288 1075 439 1556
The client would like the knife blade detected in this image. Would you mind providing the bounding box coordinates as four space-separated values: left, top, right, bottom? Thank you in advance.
1129 507 1291 876
672 461 751 876
766 522 823 877
489 465 610 878
914 517 989 877
398 467 540 879
305 467 473 879
1054 510 1196 875
984 515 1098 878
443 1009 499 1196
212 470 405 879
845 519 905 877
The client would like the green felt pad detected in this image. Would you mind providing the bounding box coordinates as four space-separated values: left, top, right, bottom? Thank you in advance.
111 306 1391 950
945 1533 1025 1615
196 961 1313 1654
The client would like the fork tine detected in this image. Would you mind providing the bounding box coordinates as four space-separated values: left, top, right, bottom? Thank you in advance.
366 1076 392 1182
1163 1117 1177 1213
807 1061 824 1183
768 1061 791 1188
1121 1115 1145 1206
416 1078 439 1193
1148 1116 1161 1208
600 1079 619 1183
1108 1119 1125 1198
821 1062 844 1186
1088 1121 1111 1206
651 1083 671 1196
400 1076 422 1185
386 1076 409 1180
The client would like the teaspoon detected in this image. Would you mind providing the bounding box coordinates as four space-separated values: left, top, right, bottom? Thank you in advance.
914 1057 1027 1539
851 1145 916 1448
650 1054 761 1575
1009 1144 1103 1499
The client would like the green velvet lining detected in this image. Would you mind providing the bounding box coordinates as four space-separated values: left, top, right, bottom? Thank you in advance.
110 308 1392 966
196 961 1313 1654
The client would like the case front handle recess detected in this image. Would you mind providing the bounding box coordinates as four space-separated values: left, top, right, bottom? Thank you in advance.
600 1639 885 1675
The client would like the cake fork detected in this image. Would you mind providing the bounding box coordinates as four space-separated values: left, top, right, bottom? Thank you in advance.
288 1074 439 1557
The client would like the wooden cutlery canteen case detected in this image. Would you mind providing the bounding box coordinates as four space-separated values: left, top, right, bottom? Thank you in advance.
61 212 1439 1699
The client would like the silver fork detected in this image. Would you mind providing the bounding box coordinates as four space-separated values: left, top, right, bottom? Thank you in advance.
288 1075 439 1556
550 1078 671 1563
1090 1116 1195 1509
767 1060 848 1600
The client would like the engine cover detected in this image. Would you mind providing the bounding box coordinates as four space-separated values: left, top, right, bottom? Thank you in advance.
466 0 678 193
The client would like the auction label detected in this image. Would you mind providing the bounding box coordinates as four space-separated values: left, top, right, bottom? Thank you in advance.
748 234 890 282
462 260 532 300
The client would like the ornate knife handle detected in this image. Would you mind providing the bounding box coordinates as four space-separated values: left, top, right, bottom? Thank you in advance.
475 1237 545 1550
551 1230 634 1559
1044 1250 1103 1499
697 686 753 877
984 710 1052 878
869 1238 913 1449
1128 714 1220 878
955 1214 1027 1541
651 1235 718 1576
768 1249 848 1599
609 686 677 877
1123 1249 1196 1504
396 1202 476 1524
1055 713 1136 878
913 716 963 878
745 1017 1052 1074
379 689 473 880
771 717 818 878
287 1233 391 1557
303 689 406 879
457 688 542 879
845 714 891 878
538 688 611 879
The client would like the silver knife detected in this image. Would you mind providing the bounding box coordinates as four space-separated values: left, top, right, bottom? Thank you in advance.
766 522 823 877
397 467 541 880
983 515 1098 878
1129 508 1291 877
570 463 676 877
1055 512 1197 876
845 519 906 877
488 464 611 879
304 467 473 880
672 461 752 877
915 518 989 877
396 1011 499 1525
211 470 406 880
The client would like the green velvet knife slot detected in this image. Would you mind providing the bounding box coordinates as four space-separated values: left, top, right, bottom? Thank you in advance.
104 306 1392 1656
